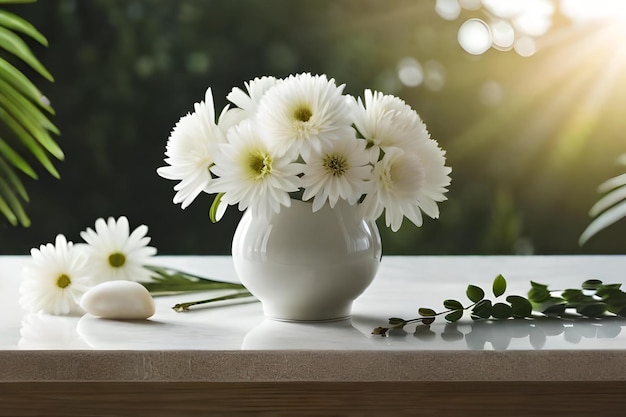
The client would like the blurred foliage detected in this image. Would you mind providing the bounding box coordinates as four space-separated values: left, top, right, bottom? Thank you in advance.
0 0 624 255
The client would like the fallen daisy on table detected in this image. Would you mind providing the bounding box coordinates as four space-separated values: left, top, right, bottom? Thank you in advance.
19 216 251 318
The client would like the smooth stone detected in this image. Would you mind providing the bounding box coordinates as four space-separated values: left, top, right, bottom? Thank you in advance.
80 280 155 320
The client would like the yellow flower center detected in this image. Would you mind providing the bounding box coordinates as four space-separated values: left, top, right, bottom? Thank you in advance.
323 154 348 176
248 150 272 180
294 105 313 122
56 274 71 289
109 252 126 268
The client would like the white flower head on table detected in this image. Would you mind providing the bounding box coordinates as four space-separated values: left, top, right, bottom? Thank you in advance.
19 234 93 315
79 216 157 283
158 72 452 231
20 216 250 316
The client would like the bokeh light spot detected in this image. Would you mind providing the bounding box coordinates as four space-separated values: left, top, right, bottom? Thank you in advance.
397 57 424 87
458 18 492 55
435 0 462 21
514 36 537 57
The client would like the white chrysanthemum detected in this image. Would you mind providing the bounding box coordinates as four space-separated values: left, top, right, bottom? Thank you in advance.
19 234 93 316
157 88 228 209
207 120 302 220
301 137 372 211
256 73 355 159
227 76 278 117
352 89 430 161
361 143 451 232
79 216 157 283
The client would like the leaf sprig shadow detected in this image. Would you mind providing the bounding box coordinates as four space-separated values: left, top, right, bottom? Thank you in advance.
372 275 626 336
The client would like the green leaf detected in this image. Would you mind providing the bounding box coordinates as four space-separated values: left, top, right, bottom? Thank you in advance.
142 265 246 296
542 303 567 316
0 10 48 46
0 156 28 200
0 26 53 81
506 295 532 318
471 299 492 319
0 87 62 160
0 107 60 178
576 302 607 318
0 193 17 225
0 176 29 226
530 281 549 290
528 287 551 303
492 274 506 297
418 307 436 317
581 279 603 290
443 299 463 310
388 317 406 327
562 289 590 304
209 192 224 223
491 302 512 319
0 136 36 178
445 309 463 322
466 285 485 303
0 59 54 114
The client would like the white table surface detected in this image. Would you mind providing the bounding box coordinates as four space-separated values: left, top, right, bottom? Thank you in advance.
2 255 626 382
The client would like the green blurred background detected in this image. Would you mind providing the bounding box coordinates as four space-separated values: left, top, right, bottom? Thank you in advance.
1 0 625 255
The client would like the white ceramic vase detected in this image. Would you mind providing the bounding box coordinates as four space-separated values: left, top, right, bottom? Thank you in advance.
232 199 382 322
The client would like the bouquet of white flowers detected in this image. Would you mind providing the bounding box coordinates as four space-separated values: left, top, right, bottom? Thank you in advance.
158 73 451 232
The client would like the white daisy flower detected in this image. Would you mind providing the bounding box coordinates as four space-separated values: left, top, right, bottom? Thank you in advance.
361 143 451 232
207 120 302 220
79 216 157 283
157 88 228 209
352 89 430 161
19 234 93 316
301 137 372 212
256 73 355 159
227 76 278 118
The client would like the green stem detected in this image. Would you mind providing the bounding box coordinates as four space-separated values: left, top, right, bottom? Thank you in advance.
172 291 254 312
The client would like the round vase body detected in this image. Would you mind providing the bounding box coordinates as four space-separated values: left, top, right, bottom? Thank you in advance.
232 199 382 321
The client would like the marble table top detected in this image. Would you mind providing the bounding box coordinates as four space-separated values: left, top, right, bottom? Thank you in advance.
2 255 626 382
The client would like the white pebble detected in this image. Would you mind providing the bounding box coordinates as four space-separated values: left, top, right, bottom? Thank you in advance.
80 281 155 320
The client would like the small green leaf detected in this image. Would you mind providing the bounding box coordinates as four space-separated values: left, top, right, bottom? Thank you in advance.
562 289 587 303
506 295 533 318
445 309 463 322
530 281 549 290
576 302 607 318
471 299 492 319
443 299 463 310
388 317 406 328
491 302 512 319
492 274 506 297
528 287 551 303
581 279 603 290
542 303 567 316
466 285 485 303
418 307 436 317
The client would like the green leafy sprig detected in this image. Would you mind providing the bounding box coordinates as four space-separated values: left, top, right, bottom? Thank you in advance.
372 275 626 336
140 265 253 311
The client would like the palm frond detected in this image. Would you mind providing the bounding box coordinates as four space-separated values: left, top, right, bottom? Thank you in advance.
0 1 60 227
580 156 626 246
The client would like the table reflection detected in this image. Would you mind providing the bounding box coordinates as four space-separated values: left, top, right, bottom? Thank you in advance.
387 318 626 350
